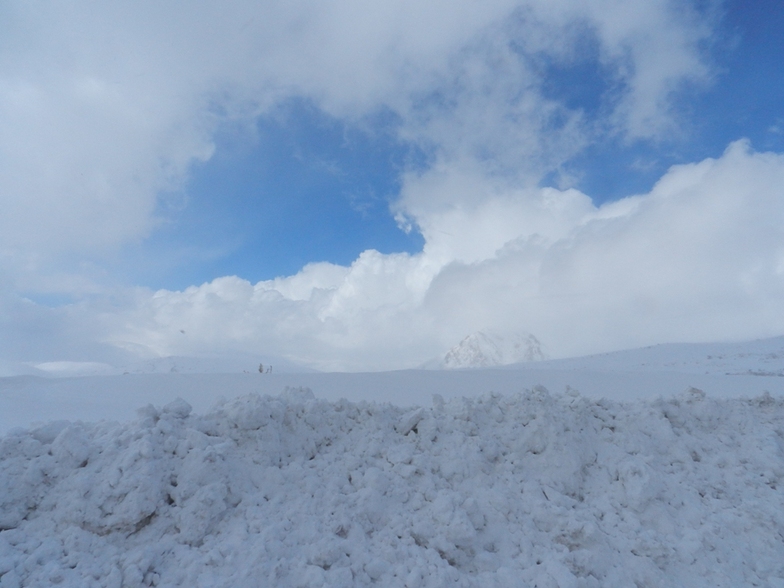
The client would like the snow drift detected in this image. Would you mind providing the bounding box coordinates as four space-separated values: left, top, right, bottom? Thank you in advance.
2 387 783 587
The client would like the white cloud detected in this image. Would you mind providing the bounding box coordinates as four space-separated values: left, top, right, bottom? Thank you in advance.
573 0 715 138
397 164 596 266
80 141 784 370
422 141 784 357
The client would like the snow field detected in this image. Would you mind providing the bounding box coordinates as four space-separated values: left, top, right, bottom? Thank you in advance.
1 386 784 587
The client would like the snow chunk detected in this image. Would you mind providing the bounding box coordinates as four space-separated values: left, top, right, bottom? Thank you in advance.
162 398 192 419
396 407 425 435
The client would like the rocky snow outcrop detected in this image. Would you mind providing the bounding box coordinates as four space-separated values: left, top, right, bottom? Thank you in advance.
442 331 546 369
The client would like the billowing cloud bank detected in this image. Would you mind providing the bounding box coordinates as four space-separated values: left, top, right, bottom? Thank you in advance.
108 142 784 370
5 0 783 370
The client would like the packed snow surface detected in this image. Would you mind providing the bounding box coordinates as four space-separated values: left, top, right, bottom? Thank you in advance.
7 335 784 435
2 386 783 587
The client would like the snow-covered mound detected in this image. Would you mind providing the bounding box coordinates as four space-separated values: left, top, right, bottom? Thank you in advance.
2 388 782 587
440 331 546 369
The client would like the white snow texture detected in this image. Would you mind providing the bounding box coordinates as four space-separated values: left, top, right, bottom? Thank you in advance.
2 386 783 587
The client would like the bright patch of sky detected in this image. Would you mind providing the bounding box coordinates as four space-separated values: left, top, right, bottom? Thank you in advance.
2 0 784 370
133 100 426 289
548 0 784 203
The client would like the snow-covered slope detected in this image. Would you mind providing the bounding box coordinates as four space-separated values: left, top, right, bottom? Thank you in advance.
117 354 311 375
0 360 44 378
519 335 784 376
7 354 312 378
437 331 546 369
7 336 784 436
1 388 782 587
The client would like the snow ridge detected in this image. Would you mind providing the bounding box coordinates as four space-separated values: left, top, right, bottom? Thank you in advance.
2 388 783 587
442 331 545 369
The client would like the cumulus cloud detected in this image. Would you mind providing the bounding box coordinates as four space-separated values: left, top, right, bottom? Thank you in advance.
425 141 784 355
0 0 740 369
91 142 784 370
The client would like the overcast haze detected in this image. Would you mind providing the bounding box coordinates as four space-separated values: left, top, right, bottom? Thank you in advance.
2 0 784 371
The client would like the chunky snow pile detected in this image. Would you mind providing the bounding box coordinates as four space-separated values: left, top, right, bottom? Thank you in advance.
1 387 783 587
441 331 546 369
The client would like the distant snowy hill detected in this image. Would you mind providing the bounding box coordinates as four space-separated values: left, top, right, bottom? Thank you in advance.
11 354 313 378
520 335 784 376
437 331 546 369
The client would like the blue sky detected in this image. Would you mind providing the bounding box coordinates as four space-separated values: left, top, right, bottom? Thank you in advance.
134 100 426 289
3 0 784 371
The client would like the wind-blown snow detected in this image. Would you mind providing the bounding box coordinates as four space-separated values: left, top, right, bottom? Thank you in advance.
2 387 783 587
